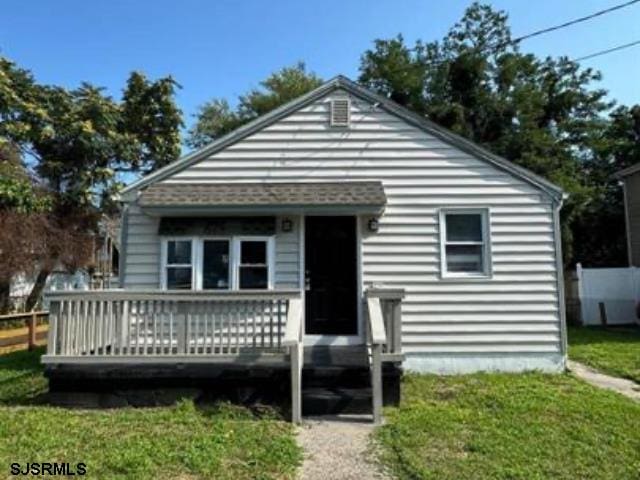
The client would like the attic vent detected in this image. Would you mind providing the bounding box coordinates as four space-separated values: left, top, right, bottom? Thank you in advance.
330 99 350 127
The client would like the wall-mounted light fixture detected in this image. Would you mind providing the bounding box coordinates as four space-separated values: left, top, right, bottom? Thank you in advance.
368 218 379 232
281 218 293 233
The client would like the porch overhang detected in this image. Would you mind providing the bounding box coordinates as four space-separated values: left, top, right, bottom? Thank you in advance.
138 181 387 216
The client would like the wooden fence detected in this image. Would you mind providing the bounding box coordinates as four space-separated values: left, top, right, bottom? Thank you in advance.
0 311 49 350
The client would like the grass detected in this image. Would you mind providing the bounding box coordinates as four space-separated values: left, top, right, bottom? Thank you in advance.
0 348 301 479
568 325 640 383
376 373 640 480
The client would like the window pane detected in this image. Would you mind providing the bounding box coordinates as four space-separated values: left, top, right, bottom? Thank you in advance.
446 245 484 273
167 267 192 289
446 214 483 242
241 241 267 264
239 266 268 289
203 240 230 289
167 240 192 264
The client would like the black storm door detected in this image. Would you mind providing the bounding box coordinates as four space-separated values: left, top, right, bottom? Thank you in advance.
304 216 358 335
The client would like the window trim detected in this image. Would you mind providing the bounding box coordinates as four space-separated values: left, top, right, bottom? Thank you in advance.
161 236 275 290
199 236 232 291
234 236 275 290
439 208 492 279
161 237 196 290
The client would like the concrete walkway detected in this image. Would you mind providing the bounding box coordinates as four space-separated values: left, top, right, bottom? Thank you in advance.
567 360 640 401
297 415 389 480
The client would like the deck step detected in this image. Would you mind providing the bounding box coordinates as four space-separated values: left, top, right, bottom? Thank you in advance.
302 387 372 415
302 367 371 389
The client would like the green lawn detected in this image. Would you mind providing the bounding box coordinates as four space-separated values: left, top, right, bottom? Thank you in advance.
376 373 640 480
568 325 640 383
0 348 301 480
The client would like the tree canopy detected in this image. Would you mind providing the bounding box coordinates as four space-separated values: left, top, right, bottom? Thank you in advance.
0 58 182 208
0 57 183 311
186 63 322 149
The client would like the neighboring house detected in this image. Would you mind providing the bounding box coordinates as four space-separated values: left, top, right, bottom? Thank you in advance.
9 216 120 311
42 76 566 422
615 164 640 266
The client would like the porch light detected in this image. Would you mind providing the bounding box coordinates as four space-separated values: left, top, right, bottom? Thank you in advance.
368 218 379 232
281 218 293 232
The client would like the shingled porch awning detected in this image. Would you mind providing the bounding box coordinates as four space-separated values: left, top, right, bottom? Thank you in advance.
138 181 387 216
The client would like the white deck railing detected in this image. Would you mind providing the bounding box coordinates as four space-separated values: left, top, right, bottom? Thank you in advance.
43 290 301 363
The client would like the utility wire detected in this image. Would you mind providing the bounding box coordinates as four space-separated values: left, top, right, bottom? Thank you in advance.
369 1 640 79
573 39 640 61
389 0 640 72
507 0 640 47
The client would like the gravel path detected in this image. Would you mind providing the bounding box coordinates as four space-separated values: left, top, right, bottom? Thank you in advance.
568 360 640 401
297 415 389 480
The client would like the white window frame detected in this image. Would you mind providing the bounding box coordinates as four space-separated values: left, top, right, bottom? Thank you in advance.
160 236 275 290
161 237 196 290
198 236 232 291
439 208 492 279
234 236 275 290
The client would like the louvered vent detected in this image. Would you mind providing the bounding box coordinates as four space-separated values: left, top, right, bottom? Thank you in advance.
330 99 350 127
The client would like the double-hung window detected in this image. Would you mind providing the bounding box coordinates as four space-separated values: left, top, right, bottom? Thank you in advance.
162 237 273 290
440 209 491 277
237 239 271 289
164 239 194 289
202 239 231 290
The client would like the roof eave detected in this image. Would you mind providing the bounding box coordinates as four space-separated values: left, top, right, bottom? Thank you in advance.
614 163 640 179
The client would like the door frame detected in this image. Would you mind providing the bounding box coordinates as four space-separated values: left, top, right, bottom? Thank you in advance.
301 214 363 346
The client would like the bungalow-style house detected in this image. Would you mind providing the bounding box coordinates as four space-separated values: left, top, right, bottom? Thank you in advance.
43 76 567 423
615 164 640 266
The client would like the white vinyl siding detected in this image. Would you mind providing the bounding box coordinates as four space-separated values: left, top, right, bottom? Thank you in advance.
123 89 562 364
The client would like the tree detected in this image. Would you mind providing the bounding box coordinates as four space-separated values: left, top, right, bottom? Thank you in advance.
571 105 640 266
359 2 614 265
187 62 322 148
0 56 183 310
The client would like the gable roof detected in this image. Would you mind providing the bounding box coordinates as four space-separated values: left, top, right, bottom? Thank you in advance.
121 76 564 202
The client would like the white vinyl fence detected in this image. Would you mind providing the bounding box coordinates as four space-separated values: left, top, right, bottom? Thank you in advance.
576 264 640 326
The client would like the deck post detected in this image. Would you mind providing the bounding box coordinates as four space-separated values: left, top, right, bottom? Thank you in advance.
392 299 402 355
290 342 303 424
371 343 383 425
28 312 37 351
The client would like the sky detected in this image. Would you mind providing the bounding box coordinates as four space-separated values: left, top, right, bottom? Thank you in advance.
2 0 639 137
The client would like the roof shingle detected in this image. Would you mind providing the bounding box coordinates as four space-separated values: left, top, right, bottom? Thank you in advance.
139 182 386 209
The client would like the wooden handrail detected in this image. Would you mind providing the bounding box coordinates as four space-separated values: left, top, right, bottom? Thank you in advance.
365 287 405 425
282 298 303 346
366 297 387 346
45 289 302 302
0 311 49 321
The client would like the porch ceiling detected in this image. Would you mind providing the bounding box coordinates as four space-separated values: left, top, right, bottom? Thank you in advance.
138 181 387 215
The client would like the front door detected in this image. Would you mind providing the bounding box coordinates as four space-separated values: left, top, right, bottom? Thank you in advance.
304 216 358 336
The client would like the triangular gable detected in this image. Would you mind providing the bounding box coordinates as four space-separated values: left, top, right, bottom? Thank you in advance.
121 76 564 203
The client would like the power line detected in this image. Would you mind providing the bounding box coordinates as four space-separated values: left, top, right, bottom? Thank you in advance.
508 0 640 46
573 39 640 61
371 1 640 78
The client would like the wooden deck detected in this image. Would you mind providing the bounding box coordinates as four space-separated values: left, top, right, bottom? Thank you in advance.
42 287 404 423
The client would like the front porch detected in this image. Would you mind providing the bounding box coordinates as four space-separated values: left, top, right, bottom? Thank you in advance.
43 287 404 422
